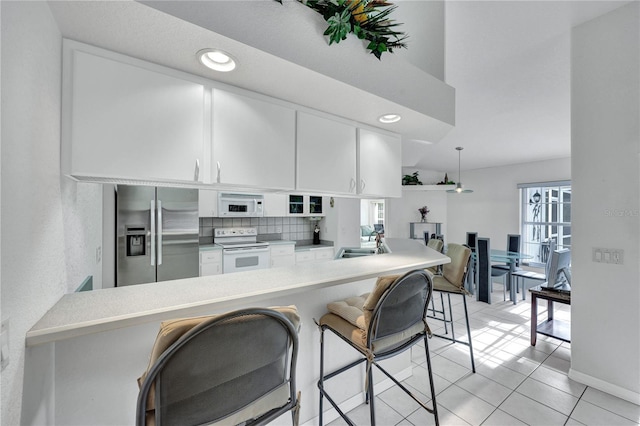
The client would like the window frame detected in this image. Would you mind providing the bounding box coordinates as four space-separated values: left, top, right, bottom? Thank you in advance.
518 180 571 267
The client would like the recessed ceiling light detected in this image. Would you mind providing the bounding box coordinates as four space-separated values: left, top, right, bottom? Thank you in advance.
378 114 401 124
197 49 237 72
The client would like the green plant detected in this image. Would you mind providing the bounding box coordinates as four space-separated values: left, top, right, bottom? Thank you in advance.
274 0 408 60
402 171 422 185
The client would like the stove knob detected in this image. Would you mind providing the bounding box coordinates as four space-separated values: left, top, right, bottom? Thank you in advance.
239 230 245 234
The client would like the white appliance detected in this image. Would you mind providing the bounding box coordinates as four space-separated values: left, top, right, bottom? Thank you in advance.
218 193 264 217
214 227 270 274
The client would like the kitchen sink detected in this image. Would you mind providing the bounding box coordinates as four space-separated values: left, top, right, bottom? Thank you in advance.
336 245 388 259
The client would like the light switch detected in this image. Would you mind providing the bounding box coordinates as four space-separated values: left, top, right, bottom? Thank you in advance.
594 248 602 262
604 251 611 263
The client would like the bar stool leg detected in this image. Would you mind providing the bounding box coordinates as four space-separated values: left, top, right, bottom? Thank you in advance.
318 328 325 425
424 336 440 426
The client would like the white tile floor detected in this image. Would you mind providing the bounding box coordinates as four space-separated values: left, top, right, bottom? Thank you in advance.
326 288 640 426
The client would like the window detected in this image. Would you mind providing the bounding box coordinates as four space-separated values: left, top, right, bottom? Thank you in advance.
360 199 385 227
519 181 571 266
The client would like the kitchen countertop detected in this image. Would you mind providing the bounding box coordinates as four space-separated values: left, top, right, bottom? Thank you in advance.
199 244 222 251
26 238 449 346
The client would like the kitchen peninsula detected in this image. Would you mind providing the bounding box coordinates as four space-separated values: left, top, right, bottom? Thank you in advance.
26 238 449 425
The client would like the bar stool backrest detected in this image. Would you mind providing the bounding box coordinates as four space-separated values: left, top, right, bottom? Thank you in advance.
443 243 472 290
367 270 433 346
137 308 299 426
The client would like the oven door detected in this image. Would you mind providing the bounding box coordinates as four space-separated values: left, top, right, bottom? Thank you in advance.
222 246 271 273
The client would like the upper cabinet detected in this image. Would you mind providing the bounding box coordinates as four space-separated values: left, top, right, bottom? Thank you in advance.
62 41 402 196
296 111 357 195
212 89 296 190
64 46 205 183
357 128 402 198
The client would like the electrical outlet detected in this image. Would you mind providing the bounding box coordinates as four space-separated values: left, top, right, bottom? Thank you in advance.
275 227 282 234
1 318 10 371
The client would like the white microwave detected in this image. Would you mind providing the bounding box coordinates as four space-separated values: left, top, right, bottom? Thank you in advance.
218 193 264 217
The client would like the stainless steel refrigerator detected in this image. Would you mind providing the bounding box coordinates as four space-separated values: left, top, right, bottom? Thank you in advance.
116 186 199 286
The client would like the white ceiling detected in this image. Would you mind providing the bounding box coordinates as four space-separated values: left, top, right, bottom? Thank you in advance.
48 0 631 174
414 0 631 173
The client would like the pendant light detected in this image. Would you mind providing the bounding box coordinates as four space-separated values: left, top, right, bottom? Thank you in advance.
446 147 474 193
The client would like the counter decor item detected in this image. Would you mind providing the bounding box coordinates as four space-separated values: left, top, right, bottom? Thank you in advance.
418 206 430 222
274 0 408 59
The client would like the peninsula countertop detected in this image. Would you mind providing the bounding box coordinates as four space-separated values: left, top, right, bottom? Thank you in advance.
26 238 449 346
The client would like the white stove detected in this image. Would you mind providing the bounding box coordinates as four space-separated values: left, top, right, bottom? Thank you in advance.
214 227 270 273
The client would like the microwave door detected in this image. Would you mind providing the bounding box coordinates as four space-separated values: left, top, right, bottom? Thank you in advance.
156 187 200 282
116 185 156 286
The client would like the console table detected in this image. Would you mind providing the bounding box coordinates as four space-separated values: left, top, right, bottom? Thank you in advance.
529 285 571 346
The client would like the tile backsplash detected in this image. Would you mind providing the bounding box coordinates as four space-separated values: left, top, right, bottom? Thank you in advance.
199 217 322 244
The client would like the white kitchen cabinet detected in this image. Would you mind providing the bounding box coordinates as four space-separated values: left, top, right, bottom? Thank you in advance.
200 249 222 276
287 195 326 217
212 89 296 190
295 247 334 263
358 128 402 198
313 247 335 261
263 193 288 217
66 47 205 182
198 189 218 217
296 111 357 195
295 251 315 264
270 244 296 268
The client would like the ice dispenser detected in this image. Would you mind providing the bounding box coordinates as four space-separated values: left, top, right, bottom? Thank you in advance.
126 226 146 256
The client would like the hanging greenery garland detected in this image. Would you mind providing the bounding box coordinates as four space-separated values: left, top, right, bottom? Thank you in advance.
274 0 408 60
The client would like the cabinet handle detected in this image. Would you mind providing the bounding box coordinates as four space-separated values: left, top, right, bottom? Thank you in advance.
194 159 200 182
157 200 163 265
361 179 366 192
150 200 156 267
350 178 356 193
216 161 221 183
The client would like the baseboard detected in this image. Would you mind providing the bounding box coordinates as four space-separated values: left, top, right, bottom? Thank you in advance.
569 368 640 405
300 366 413 426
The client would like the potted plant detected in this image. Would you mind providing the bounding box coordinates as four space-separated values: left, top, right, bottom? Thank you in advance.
402 171 422 186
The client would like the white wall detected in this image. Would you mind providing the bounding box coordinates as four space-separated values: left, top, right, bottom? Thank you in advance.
570 2 639 404
445 158 571 248
1 2 103 423
386 189 448 242
393 0 445 80
323 197 361 250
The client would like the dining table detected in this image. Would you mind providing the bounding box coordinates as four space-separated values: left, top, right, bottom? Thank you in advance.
469 249 533 304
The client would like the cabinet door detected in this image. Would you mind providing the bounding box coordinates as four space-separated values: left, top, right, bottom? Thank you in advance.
69 50 205 182
358 128 402 197
198 189 218 217
263 194 288 217
314 248 335 261
212 89 295 190
296 111 357 194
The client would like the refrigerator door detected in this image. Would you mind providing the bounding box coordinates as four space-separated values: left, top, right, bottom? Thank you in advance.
116 185 156 286
156 187 199 282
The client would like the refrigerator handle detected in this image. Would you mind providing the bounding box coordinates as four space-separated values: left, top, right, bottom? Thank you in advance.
157 200 163 265
194 158 200 182
150 200 156 266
